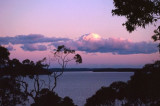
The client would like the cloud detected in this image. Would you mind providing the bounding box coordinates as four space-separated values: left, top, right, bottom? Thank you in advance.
52 33 158 54
21 44 47 51
0 33 158 54
6 45 15 51
0 34 70 45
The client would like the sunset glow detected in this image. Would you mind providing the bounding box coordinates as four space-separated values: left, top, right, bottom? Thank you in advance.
82 33 101 41
0 0 159 68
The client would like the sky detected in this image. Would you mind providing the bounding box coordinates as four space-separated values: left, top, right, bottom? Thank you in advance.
0 0 159 68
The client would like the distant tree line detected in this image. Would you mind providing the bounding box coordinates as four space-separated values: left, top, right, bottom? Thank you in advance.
0 45 51 76
1 58 51 76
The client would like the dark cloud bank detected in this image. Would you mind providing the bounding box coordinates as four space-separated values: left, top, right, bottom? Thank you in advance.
0 34 158 54
0 34 69 44
0 34 70 51
21 44 47 51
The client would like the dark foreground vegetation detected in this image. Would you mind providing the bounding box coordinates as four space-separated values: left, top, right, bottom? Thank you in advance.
1 0 160 105
0 45 81 106
85 60 160 106
1 45 160 106
85 0 160 105
0 58 52 76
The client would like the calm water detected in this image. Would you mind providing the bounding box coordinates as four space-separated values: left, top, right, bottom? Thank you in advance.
26 72 134 106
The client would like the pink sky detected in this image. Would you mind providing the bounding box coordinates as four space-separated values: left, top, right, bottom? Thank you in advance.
0 0 159 68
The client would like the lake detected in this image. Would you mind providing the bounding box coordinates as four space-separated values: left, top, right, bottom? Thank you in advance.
26 72 134 106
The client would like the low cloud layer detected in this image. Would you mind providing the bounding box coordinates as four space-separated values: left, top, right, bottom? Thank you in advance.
52 33 158 54
0 34 70 45
0 33 158 54
21 44 47 51
0 34 69 51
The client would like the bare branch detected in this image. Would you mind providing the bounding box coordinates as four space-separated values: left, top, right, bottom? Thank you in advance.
50 45 82 90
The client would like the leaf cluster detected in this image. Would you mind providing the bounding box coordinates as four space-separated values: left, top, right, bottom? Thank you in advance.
112 0 160 32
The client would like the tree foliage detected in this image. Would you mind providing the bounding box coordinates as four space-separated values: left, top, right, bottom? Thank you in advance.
85 87 116 106
152 26 160 51
0 46 78 105
31 88 76 106
112 0 160 32
0 77 27 106
54 45 82 66
50 45 82 90
112 0 160 51
0 46 27 105
85 61 160 106
0 46 10 71
0 45 83 106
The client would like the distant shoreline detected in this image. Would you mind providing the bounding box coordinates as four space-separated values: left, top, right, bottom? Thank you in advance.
50 68 141 72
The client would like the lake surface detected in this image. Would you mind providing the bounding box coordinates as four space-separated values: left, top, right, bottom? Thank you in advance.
26 72 134 106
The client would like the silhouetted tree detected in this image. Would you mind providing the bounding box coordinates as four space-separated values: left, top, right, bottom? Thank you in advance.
112 0 160 51
110 81 128 105
85 87 116 106
50 45 82 91
0 46 79 105
112 0 160 32
0 46 27 106
7 58 22 75
16 58 52 103
0 77 27 106
31 88 61 106
111 2 160 104
0 45 10 72
31 88 76 106
85 60 160 106
29 45 82 105
61 96 75 106
152 26 160 52
15 45 81 104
